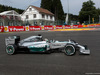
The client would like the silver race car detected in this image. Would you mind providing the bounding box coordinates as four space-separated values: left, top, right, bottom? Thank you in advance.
5 35 90 56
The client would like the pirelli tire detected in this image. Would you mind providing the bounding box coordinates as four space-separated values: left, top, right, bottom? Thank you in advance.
64 44 76 56
6 44 17 55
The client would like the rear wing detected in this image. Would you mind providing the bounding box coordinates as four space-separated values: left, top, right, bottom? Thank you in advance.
5 36 20 46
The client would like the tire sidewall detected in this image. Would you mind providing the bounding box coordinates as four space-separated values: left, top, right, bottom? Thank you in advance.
6 45 16 55
64 44 76 56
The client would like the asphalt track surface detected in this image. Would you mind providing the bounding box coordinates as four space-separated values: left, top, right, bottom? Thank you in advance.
0 30 100 75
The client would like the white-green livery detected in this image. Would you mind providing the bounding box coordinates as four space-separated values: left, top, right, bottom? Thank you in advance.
5 35 90 56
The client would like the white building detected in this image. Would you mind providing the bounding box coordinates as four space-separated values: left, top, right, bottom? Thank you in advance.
0 10 22 26
21 5 55 26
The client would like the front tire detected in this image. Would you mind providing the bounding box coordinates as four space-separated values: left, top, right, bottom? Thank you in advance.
6 44 17 55
64 44 76 56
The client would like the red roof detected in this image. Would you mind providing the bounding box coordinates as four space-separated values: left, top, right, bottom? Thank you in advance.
31 5 54 15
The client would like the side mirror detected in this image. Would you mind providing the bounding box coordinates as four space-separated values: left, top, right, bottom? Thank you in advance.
76 43 78 45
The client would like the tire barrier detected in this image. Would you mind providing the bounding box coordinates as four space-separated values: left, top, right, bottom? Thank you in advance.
0 24 100 32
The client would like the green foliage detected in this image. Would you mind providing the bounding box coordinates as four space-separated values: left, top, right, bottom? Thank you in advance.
97 8 100 14
79 0 99 23
69 13 79 21
41 0 65 20
0 4 24 14
40 0 52 12
53 0 65 20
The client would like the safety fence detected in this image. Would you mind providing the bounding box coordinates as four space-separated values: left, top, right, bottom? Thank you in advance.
0 24 100 32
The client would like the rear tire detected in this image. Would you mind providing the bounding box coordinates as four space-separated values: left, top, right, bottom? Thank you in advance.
6 44 17 55
64 44 76 56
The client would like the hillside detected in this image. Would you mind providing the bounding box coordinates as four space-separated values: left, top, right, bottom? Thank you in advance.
0 4 24 14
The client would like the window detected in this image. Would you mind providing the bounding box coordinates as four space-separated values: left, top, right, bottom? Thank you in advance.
50 16 52 20
15 16 17 20
47 15 48 19
29 8 32 11
42 14 45 18
0 15 2 18
26 15 28 19
10 16 13 19
33 14 36 18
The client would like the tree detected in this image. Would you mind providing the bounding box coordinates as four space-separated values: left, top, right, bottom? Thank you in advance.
40 0 65 21
52 0 65 20
0 4 24 14
97 8 100 14
79 0 97 23
40 0 52 12
96 8 100 23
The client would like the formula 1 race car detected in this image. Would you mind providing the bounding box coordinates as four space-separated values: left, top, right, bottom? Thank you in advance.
5 35 90 56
